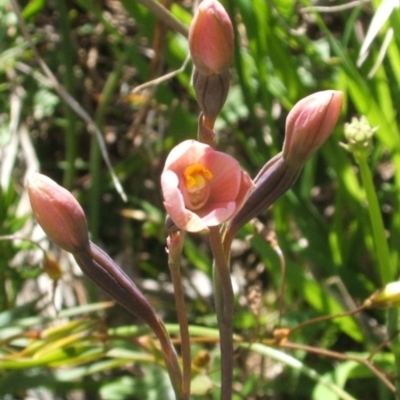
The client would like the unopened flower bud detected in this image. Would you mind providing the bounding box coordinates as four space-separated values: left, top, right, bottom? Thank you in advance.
342 115 377 157
27 173 89 253
189 0 234 76
283 90 343 167
364 281 400 309
193 68 230 122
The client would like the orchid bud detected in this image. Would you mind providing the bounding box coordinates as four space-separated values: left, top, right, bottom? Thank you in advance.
27 173 89 253
193 68 230 122
283 90 343 167
189 0 234 76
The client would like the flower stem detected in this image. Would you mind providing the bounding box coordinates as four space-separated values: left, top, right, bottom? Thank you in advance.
356 152 392 284
74 243 183 399
355 151 400 398
168 232 191 400
209 226 234 400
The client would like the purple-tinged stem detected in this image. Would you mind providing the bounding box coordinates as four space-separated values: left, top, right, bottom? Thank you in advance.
209 226 234 400
167 231 191 400
73 242 183 399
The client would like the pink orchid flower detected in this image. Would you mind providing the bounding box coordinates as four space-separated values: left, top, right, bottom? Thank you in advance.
161 140 253 232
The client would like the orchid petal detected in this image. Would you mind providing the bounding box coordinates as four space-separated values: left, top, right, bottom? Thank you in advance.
161 140 253 232
162 170 209 232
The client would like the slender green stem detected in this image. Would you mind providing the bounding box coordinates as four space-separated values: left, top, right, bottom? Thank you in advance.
356 152 392 285
209 226 234 400
356 152 400 398
168 234 191 400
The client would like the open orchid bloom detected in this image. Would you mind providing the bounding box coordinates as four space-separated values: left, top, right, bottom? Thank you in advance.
161 140 253 232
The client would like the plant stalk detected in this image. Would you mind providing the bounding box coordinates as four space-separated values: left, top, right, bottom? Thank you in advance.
357 152 392 284
356 151 400 398
168 232 191 399
209 226 234 400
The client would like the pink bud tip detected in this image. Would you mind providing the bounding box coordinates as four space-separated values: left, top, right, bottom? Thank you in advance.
283 90 343 167
27 173 89 253
189 0 234 75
